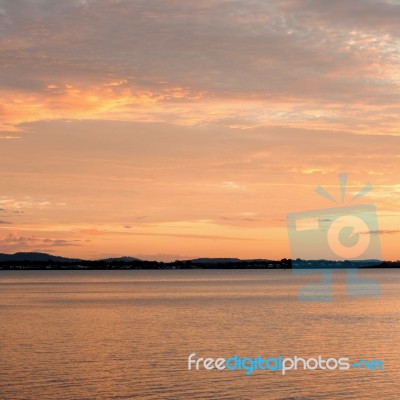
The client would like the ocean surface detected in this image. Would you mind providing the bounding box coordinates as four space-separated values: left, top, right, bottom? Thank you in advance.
0 269 399 399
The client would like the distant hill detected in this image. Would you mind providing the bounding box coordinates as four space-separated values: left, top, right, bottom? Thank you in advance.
101 256 141 263
189 258 242 264
0 253 142 263
0 252 80 263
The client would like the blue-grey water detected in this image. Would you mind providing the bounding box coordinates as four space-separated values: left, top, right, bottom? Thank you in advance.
0 269 399 399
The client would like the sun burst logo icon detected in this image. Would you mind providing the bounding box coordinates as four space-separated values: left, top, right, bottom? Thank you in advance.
286 173 381 302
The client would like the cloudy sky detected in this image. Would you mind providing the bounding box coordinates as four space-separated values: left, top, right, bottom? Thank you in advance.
0 0 399 260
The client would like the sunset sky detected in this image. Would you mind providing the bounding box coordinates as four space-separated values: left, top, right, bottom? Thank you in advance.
0 0 399 260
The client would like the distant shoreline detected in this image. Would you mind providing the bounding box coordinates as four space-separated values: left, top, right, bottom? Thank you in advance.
0 252 398 270
0 259 399 271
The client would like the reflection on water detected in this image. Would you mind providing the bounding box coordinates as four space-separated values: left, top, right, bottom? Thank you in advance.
0 269 399 399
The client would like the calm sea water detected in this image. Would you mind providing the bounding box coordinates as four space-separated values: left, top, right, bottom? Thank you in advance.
0 269 399 399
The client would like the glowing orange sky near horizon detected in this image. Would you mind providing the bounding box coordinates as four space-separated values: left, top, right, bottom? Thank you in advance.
0 0 399 261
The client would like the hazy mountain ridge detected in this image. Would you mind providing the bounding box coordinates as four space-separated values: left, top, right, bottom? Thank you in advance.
0 252 80 262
